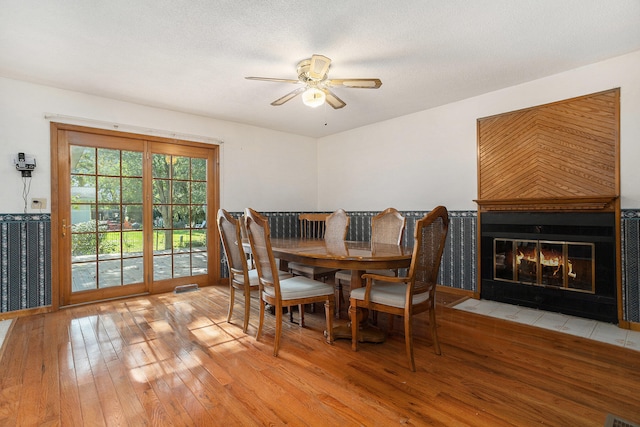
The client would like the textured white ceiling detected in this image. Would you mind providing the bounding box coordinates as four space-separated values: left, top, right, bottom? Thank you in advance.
1 0 639 138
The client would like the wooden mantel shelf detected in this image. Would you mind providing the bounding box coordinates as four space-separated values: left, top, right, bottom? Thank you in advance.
474 197 618 212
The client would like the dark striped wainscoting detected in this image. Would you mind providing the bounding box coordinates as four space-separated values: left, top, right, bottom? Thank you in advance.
622 210 640 322
232 209 640 324
2 210 638 323
255 210 478 291
0 214 51 313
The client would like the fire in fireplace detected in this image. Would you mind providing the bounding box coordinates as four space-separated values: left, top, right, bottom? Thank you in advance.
480 212 617 323
494 239 595 292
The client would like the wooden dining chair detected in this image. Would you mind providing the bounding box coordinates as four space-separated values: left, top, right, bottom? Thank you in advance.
218 209 292 332
217 209 258 333
288 209 350 281
349 206 449 371
288 209 350 321
334 208 406 317
299 212 330 238
245 208 335 356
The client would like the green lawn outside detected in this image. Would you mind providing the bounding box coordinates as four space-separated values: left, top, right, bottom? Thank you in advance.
96 229 207 254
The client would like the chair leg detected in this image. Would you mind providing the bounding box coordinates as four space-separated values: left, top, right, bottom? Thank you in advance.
227 286 235 323
430 308 441 355
256 297 265 340
300 304 305 326
274 303 283 357
324 298 335 344
242 288 250 333
334 277 342 318
349 303 359 351
404 314 416 372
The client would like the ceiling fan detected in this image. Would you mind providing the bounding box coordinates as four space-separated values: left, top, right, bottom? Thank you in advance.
245 54 382 109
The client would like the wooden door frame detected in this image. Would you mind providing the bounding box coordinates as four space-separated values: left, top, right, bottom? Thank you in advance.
50 122 220 309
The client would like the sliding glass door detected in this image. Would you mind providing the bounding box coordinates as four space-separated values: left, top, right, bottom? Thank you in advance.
53 125 219 306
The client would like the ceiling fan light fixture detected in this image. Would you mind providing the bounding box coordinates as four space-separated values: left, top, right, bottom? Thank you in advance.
301 87 326 108
246 54 380 109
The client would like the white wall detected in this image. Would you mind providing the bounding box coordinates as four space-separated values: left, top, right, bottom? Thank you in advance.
318 50 640 211
2 49 639 215
0 77 318 213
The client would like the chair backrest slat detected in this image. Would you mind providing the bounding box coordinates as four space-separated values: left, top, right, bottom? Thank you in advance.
371 207 406 245
299 210 350 241
408 206 449 296
299 213 330 238
217 209 248 275
245 208 279 294
325 209 350 241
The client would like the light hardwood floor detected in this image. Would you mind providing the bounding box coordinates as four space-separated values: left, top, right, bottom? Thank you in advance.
0 285 638 426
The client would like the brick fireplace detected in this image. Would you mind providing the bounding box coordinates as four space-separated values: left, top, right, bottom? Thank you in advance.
475 88 620 323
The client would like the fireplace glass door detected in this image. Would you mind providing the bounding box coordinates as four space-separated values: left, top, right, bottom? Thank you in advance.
493 239 595 293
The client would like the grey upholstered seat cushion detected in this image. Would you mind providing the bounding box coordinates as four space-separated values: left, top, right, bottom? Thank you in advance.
350 282 430 308
335 268 395 282
236 268 291 286
288 262 337 276
263 275 334 301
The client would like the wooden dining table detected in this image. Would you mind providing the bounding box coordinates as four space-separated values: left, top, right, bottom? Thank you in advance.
246 237 413 340
268 238 411 288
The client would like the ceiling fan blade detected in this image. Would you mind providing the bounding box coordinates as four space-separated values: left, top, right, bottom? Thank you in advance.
245 77 300 84
327 78 382 89
271 87 306 106
308 55 331 80
322 89 346 109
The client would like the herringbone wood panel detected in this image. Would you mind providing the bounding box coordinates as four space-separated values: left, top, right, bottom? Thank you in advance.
478 89 618 201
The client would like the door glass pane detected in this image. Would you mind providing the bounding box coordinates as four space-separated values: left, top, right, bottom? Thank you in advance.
122 151 143 176
71 146 96 174
192 229 206 251
98 232 120 260
153 205 171 229
173 156 190 180
191 206 206 228
123 230 143 257
174 254 191 277
99 260 122 287
191 181 206 204
191 158 206 180
97 148 121 176
71 146 145 292
72 262 97 292
152 154 171 178
192 252 207 275
172 181 189 204
97 176 120 203
172 206 189 229
122 178 142 203
154 255 172 280
152 154 208 280
71 232 97 260
123 258 143 284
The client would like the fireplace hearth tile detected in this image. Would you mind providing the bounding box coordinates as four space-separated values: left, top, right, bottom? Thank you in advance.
591 322 629 346
485 303 521 320
624 334 639 349
559 317 599 338
453 299 503 315
503 307 545 325
532 311 571 331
